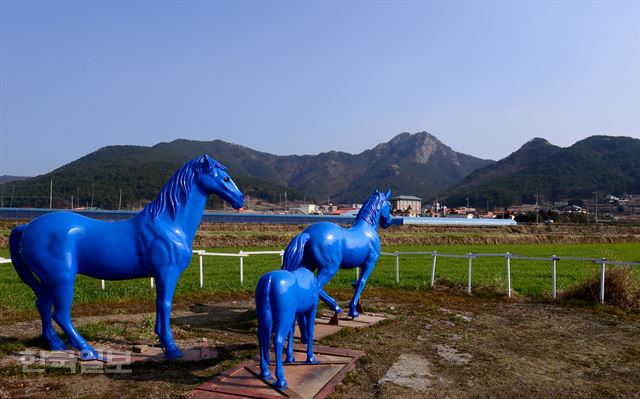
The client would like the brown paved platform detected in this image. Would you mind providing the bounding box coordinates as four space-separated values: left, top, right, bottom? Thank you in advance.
193 312 388 399
190 344 365 399
293 311 389 341
315 311 388 328
19 340 217 370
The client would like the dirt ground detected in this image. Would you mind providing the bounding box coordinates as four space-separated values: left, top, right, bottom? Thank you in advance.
0 288 639 399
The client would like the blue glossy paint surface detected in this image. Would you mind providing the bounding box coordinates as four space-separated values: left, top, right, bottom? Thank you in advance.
282 190 392 320
8 155 244 360
256 250 319 389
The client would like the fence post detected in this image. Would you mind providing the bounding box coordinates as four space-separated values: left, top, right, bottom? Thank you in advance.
395 252 400 283
506 253 511 298
150 277 154 288
101 279 105 290
199 254 204 288
280 250 284 267
356 267 360 280
430 251 437 288
600 258 606 304
552 255 557 300
467 253 473 295
239 251 244 285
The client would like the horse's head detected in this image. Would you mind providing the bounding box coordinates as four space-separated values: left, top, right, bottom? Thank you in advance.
197 154 245 209
379 189 392 229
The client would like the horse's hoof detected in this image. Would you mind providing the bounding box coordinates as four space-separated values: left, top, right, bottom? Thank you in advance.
349 309 359 318
274 379 288 389
285 356 295 364
260 371 273 380
306 356 318 364
164 348 184 359
79 349 103 361
334 305 342 314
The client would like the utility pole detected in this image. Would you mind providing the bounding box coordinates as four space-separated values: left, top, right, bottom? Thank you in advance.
71 195 74 209
118 189 122 210
49 179 53 209
595 185 598 223
91 184 94 209
535 193 539 223
585 200 590 225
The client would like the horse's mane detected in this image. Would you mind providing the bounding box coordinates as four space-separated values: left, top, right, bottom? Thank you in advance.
355 192 386 226
145 155 225 222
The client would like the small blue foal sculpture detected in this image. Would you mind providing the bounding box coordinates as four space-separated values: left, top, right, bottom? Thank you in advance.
9 154 244 360
256 248 319 389
282 190 392 323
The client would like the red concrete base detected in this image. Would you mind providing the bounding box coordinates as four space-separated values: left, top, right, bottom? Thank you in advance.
191 344 365 399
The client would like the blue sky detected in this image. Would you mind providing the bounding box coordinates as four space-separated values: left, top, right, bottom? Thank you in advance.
1 0 638 176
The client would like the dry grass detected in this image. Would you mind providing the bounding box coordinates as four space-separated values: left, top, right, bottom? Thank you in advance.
2 220 640 249
563 267 640 309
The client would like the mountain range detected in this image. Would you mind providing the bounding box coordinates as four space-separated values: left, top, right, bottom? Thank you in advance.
1 133 638 210
0 176 29 184
444 135 640 207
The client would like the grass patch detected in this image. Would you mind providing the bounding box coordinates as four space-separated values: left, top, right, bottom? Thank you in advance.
0 242 638 319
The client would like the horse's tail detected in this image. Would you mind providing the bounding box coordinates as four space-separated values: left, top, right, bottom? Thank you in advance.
9 224 42 297
281 233 310 271
256 273 273 366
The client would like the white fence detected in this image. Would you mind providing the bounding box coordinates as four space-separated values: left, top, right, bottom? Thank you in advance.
4 251 639 305
185 249 639 304
99 250 285 291
380 251 640 304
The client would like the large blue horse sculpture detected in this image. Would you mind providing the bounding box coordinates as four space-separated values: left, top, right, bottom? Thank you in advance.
9 154 244 360
256 249 319 389
282 190 392 325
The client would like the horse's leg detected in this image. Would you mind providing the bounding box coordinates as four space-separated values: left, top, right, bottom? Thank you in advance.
273 321 289 389
349 255 379 318
305 300 318 364
51 280 101 360
35 291 66 350
316 268 341 314
296 312 309 344
285 322 295 364
258 305 273 380
259 326 273 380
154 268 182 359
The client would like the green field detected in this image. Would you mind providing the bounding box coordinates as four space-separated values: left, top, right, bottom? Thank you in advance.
1 242 639 316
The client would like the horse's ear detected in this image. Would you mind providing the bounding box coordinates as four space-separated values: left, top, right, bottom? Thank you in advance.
201 154 214 173
385 189 391 200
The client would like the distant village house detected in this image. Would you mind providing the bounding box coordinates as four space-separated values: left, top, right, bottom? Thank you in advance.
390 195 422 217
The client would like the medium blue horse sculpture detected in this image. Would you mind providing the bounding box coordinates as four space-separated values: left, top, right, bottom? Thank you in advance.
9 154 244 360
282 190 392 325
256 249 319 389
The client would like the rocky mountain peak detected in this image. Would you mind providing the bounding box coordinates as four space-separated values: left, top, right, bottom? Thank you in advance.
372 131 448 164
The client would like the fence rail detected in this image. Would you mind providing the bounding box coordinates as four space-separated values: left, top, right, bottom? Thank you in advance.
381 251 639 303
3 250 639 304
